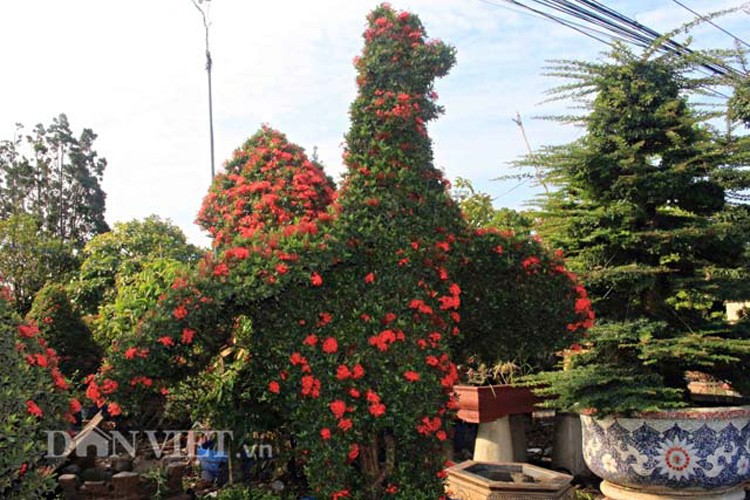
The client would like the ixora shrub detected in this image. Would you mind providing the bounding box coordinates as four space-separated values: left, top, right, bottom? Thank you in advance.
526 47 750 416
247 6 465 497
454 228 592 371
0 288 78 498
26 282 102 380
197 125 336 249
85 259 230 419
87 5 590 498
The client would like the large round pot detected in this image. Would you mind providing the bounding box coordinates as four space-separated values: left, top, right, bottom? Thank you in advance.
581 407 750 499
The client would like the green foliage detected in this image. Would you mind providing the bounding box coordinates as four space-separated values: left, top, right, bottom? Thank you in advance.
26 282 101 380
212 484 282 500
454 228 586 370
452 177 533 231
0 214 78 314
0 288 77 498
0 114 108 249
525 46 750 416
71 215 203 315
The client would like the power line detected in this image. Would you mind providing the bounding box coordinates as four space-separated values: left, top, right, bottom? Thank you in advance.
669 0 750 49
480 0 745 79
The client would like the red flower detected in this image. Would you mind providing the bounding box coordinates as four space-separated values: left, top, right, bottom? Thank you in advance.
69 398 82 413
310 272 323 286
275 263 289 274
181 328 195 344
347 443 360 462
320 428 331 440
86 382 101 402
494 245 504 254
303 334 318 346
364 272 375 284
18 463 28 478
403 371 421 382
366 390 381 404
268 381 280 394
385 484 398 494
53 370 69 390
522 256 541 271
369 403 386 417
352 364 365 379
213 262 229 277
173 305 188 320
124 347 138 359
26 400 43 418
301 375 321 398
425 355 439 367
332 490 350 500
322 337 338 354
34 354 48 367
290 352 307 366
108 402 122 417
18 324 39 338
330 400 347 419
436 430 447 441
338 418 353 431
318 312 333 327
226 246 250 260
157 336 174 347
336 365 352 380
349 388 361 398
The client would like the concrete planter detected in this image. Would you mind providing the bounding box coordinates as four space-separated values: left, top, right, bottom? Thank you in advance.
445 460 574 499
581 406 750 499
454 384 541 462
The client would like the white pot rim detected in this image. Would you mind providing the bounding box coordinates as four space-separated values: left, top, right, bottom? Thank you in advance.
583 405 750 421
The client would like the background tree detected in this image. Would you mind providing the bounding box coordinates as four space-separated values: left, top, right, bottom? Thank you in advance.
70 215 203 315
0 214 77 314
526 46 750 415
0 114 108 249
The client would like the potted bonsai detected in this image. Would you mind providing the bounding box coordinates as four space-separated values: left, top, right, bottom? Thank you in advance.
450 225 593 461
523 45 750 499
451 225 591 422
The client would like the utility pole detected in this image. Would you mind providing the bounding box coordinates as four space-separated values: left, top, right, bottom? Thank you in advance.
512 111 548 195
191 0 215 179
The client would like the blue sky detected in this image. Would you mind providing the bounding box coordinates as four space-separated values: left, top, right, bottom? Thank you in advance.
1 1 747 245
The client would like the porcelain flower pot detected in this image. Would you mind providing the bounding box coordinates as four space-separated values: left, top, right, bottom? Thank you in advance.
581 407 750 499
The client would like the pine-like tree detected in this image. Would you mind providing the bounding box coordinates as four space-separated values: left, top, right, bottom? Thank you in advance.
527 47 750 415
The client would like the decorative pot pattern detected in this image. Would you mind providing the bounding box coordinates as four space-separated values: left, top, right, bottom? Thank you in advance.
581 407 750 493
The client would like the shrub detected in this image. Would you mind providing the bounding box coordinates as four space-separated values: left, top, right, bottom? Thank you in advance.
0 287 77 498
27 282 101 380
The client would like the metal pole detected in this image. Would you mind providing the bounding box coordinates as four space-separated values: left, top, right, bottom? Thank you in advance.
191 0 215 180
206 49 215 179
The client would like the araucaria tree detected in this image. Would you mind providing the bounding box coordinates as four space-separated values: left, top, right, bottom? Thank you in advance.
529 47 750 415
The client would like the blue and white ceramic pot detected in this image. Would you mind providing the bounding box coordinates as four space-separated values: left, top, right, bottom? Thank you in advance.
581 407 750 500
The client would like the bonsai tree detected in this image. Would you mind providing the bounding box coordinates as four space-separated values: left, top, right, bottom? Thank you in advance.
525 46 750 416
450 178 592 376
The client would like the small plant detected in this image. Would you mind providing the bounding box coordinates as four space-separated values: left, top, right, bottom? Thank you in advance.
459 359 535 386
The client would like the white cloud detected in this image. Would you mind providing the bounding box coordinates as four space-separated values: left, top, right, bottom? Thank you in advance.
0 0 746 246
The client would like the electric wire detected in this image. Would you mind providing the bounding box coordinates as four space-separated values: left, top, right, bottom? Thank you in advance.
669 0 750 49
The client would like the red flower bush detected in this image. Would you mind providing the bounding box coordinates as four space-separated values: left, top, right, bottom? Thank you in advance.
0 288 76 498
197 125 335 249
86 5 591 498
